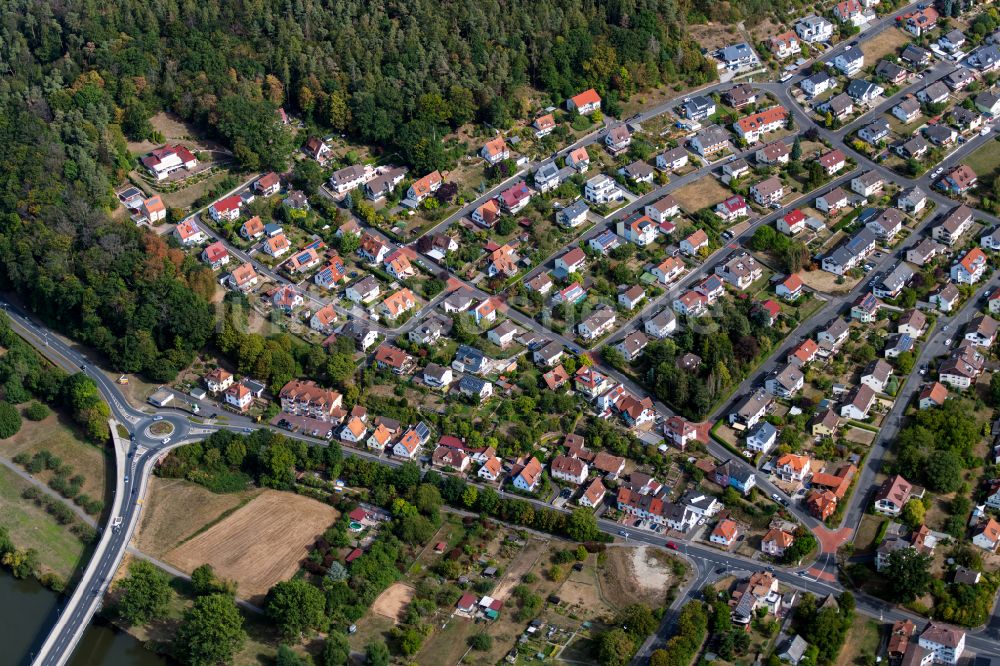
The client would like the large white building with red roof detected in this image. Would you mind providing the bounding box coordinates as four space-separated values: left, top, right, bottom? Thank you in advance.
141 144 197 181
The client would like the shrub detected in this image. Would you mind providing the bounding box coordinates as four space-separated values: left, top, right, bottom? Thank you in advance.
23 402 51 421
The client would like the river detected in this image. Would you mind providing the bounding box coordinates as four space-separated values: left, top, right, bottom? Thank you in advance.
0 569 166 666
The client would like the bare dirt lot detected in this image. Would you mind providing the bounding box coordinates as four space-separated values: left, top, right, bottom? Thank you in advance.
371 583 416 623
127 112 227 155
135 478 261 556
798 268 862 294
672 176 733 213
164 489 337 601
600 546 675 608
688 23 745 54
861 28 911 63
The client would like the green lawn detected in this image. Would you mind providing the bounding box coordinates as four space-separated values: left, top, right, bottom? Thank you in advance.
965 139 1000 179
0 465 88 579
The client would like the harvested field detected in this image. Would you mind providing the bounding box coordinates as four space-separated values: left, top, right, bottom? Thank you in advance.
371 583 415 623
134 477 260 557
672 176 733 212
164 489 337 601
600 546 675 608
798 268 862 294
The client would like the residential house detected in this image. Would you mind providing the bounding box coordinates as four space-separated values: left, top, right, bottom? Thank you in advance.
406 171 443 204
818 149 847 175
710 520 740 548
141 144 197 180
788 338 818 367
204 368 234 394
951 247 987 284
511 457 543 492
487 320 521 349
733 106 788 144
859 119 891 145
578 308 616 340
776 453 811 483
944 68 975 91
472 199 501 228
605 125 632 154
801 71 834 97
840 384 876 419
681 229 710 256
656 147 689 172
373 344 415 375
645 309 677 339
683 95 716 121
852 172 884 198
617 213 658 246
726 83 759 109
852 292 882 322
618 285 646 310
729 389 773 430
499 181 532 214
899 187 930 216
364 167 406 200
480 136 509 165
346 276 381 304
876 60 908 85
816 187 850 214
822 229 876 274
931 283 961 313
558 200 590 229
566 146 590 171
769 32 801 59
934 205 975 246
423 363 454 389
924 124 958 147
834 49 865 76
533 162 562 193
715 250 763 289
874 475 920 515
903 6 939 36
965 314 998 347
861 359 893 393
750 176 784 206
567 88 601 115
716 195 750 222
893 96 922 123
689 125 731 157
766 364 805 398
458 375 493 402
762 528 796 557
279 380 343 421
550 455 588 485
919 382 948 409
901 44 932 68
719 42 758 70
310 305 338 335
938 165 978 194
976 91 1000 116
777 274 805 301
918 624 966 664
746 421 778 454
898 309 926 337
533 114 556 137
584 174 622 204
809 408 840 437
834 0 867 25
379 288 416 322
796 16 834 43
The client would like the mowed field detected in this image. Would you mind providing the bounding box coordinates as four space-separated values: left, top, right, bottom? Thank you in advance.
3 412 108 500
672 176 732 212
0 465 87 579
134 477 261 557
165 490 338 601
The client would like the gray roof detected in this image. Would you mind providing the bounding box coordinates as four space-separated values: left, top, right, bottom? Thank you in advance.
535 161 561 182
561 200 589 218
847 79 881 100
720 42 755 63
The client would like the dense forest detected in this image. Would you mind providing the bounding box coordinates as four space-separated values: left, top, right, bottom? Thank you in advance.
5 0 720 173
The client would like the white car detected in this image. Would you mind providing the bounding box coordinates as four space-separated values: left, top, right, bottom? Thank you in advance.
945 338 952 346
981 126 992 136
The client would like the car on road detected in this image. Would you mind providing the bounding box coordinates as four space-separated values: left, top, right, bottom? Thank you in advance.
665 542 678 550
153 415 163 421
123 476 129 483
781 499 789 507
920 368 926 375
618 529 628 536
945 339 952 346
716 567 727 574
931 167 943 177
942 324 949 332
771 493 782 502
162 437 171 444
982 127 992 136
